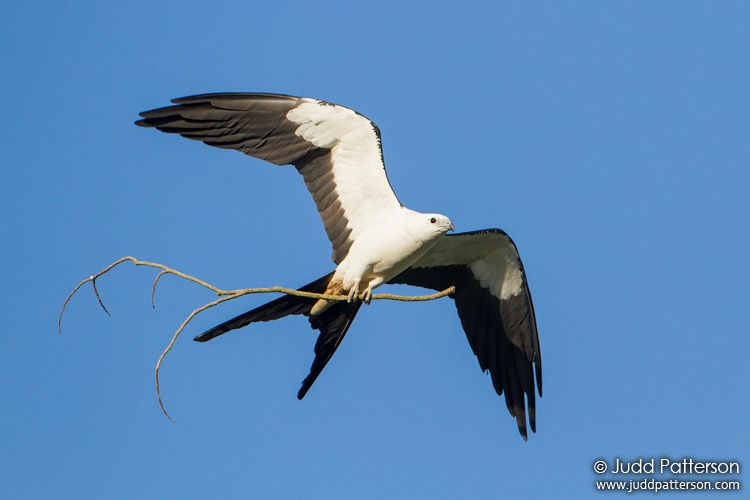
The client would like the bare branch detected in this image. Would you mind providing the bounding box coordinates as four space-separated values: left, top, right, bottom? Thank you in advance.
92 278 110 316
154 293 242 422
151 270 171 308
60 256 455 421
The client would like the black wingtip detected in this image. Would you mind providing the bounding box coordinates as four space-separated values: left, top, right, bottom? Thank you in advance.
518 422 528 441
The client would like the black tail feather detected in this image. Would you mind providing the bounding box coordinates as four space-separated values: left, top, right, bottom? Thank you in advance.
193 271 363 399
298 300 362 399
193 272 334 342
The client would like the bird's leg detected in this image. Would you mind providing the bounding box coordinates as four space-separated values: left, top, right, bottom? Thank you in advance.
347 279 361 303
360 277 383 305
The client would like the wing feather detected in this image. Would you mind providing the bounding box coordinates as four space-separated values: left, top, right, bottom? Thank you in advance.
136 93 402 264
389 229 541 439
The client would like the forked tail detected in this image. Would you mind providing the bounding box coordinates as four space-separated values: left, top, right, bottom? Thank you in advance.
193 272 362 399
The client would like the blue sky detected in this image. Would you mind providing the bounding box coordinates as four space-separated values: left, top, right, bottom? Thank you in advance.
2 1 748 498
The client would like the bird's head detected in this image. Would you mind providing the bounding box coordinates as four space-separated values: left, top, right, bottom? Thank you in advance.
424 213 454 235
402 210 454 242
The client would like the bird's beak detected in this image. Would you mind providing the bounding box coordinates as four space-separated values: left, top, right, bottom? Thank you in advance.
447 223 455 232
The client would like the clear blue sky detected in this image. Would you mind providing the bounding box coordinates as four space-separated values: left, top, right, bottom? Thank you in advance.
2 1 748 498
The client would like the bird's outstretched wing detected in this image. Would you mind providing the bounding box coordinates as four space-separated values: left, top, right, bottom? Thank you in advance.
136 93 402 263
389 229 541 439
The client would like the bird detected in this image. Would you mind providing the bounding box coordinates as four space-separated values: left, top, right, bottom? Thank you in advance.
136 93 542 439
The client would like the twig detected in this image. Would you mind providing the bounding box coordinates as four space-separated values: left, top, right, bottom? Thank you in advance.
91 278 110 316
151 270 171 308
59 256 455 421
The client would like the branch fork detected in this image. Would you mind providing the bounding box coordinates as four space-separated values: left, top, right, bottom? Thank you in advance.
59 256 455 421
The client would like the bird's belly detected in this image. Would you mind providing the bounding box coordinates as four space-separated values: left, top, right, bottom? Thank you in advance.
339 234 436 290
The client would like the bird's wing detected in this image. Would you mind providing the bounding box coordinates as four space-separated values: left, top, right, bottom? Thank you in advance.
136 93 402 264
389 229 541 439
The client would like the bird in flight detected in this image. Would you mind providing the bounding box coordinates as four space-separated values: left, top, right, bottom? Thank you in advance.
136 93 542 439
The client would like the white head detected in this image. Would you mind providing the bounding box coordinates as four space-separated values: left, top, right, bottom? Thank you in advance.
405 211 454 242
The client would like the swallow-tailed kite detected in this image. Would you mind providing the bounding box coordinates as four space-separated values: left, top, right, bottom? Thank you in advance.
136 93 542 439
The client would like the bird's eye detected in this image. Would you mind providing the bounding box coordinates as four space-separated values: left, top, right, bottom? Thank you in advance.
430 217 436 224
